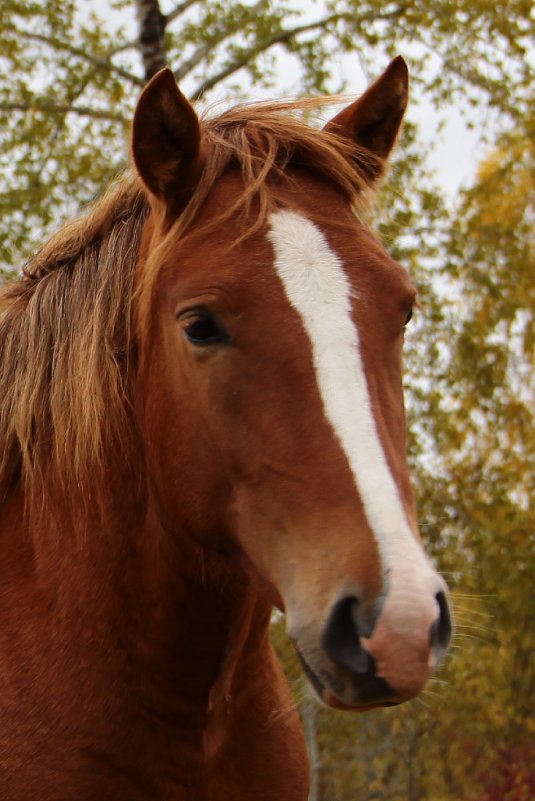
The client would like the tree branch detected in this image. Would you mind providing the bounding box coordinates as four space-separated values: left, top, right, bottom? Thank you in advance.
0 102 127 124
106 0 200 57
166 0 201 25
189 6 409 100
6 27 144 87
189 17 337 100
175 0 269 81
28 75 95 190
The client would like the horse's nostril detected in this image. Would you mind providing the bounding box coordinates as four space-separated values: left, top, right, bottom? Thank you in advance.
429 590 453 662
322 596 375 676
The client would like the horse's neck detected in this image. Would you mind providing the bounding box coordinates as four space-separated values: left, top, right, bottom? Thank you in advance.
0 489 308 800
0 487 269 722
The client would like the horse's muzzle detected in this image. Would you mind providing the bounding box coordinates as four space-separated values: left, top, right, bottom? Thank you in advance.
292 585 453 709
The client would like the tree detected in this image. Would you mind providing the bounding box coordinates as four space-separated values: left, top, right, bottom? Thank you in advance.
284 107 535 801
269 28 534 801
413 109 535 799
0 0 531 270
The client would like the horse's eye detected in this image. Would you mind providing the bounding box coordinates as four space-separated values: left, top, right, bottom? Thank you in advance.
404 307 413 327
181 310 230 346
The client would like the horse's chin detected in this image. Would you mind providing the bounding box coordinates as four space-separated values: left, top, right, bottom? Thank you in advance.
320 689 399 711
295 646 401 712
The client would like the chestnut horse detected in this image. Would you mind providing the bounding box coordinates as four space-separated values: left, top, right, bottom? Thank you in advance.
0 58 451 800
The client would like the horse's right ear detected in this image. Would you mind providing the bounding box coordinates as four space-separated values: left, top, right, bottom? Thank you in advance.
132 68 203 212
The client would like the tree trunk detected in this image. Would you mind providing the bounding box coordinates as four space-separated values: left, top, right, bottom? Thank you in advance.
301 691 320 801
134 0 167 82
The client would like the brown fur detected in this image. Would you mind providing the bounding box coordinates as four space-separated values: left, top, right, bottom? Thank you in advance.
0 62 450 800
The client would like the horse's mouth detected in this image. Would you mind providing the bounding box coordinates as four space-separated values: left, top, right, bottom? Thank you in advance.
295 646 400 711
296 647 329 699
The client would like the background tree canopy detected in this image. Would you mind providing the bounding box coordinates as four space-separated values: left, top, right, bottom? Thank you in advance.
1 1 533 798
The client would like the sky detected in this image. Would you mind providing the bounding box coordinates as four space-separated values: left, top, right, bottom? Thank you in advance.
297 46 487 200
84 0 490 201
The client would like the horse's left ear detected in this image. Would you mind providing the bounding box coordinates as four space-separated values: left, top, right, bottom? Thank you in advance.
132 67 203 212
325 56 408 182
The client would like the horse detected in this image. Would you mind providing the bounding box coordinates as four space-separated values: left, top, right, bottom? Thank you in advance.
0 56 452 800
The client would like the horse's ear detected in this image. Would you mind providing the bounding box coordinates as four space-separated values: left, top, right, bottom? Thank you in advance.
325 56 408 182
132 68 203 211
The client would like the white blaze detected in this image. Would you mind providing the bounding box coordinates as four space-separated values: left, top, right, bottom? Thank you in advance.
267 210 436 630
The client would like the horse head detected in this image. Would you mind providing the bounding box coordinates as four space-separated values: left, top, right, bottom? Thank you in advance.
131 58 452 711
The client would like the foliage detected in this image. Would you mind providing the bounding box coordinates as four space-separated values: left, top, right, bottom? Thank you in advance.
0 0 532 270
411 111 535 800
276 110 535 801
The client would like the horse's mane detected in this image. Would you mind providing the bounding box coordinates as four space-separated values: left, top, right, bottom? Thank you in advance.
0 96 375 519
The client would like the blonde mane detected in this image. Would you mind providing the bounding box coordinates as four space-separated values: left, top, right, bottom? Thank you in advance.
0 96 376 517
